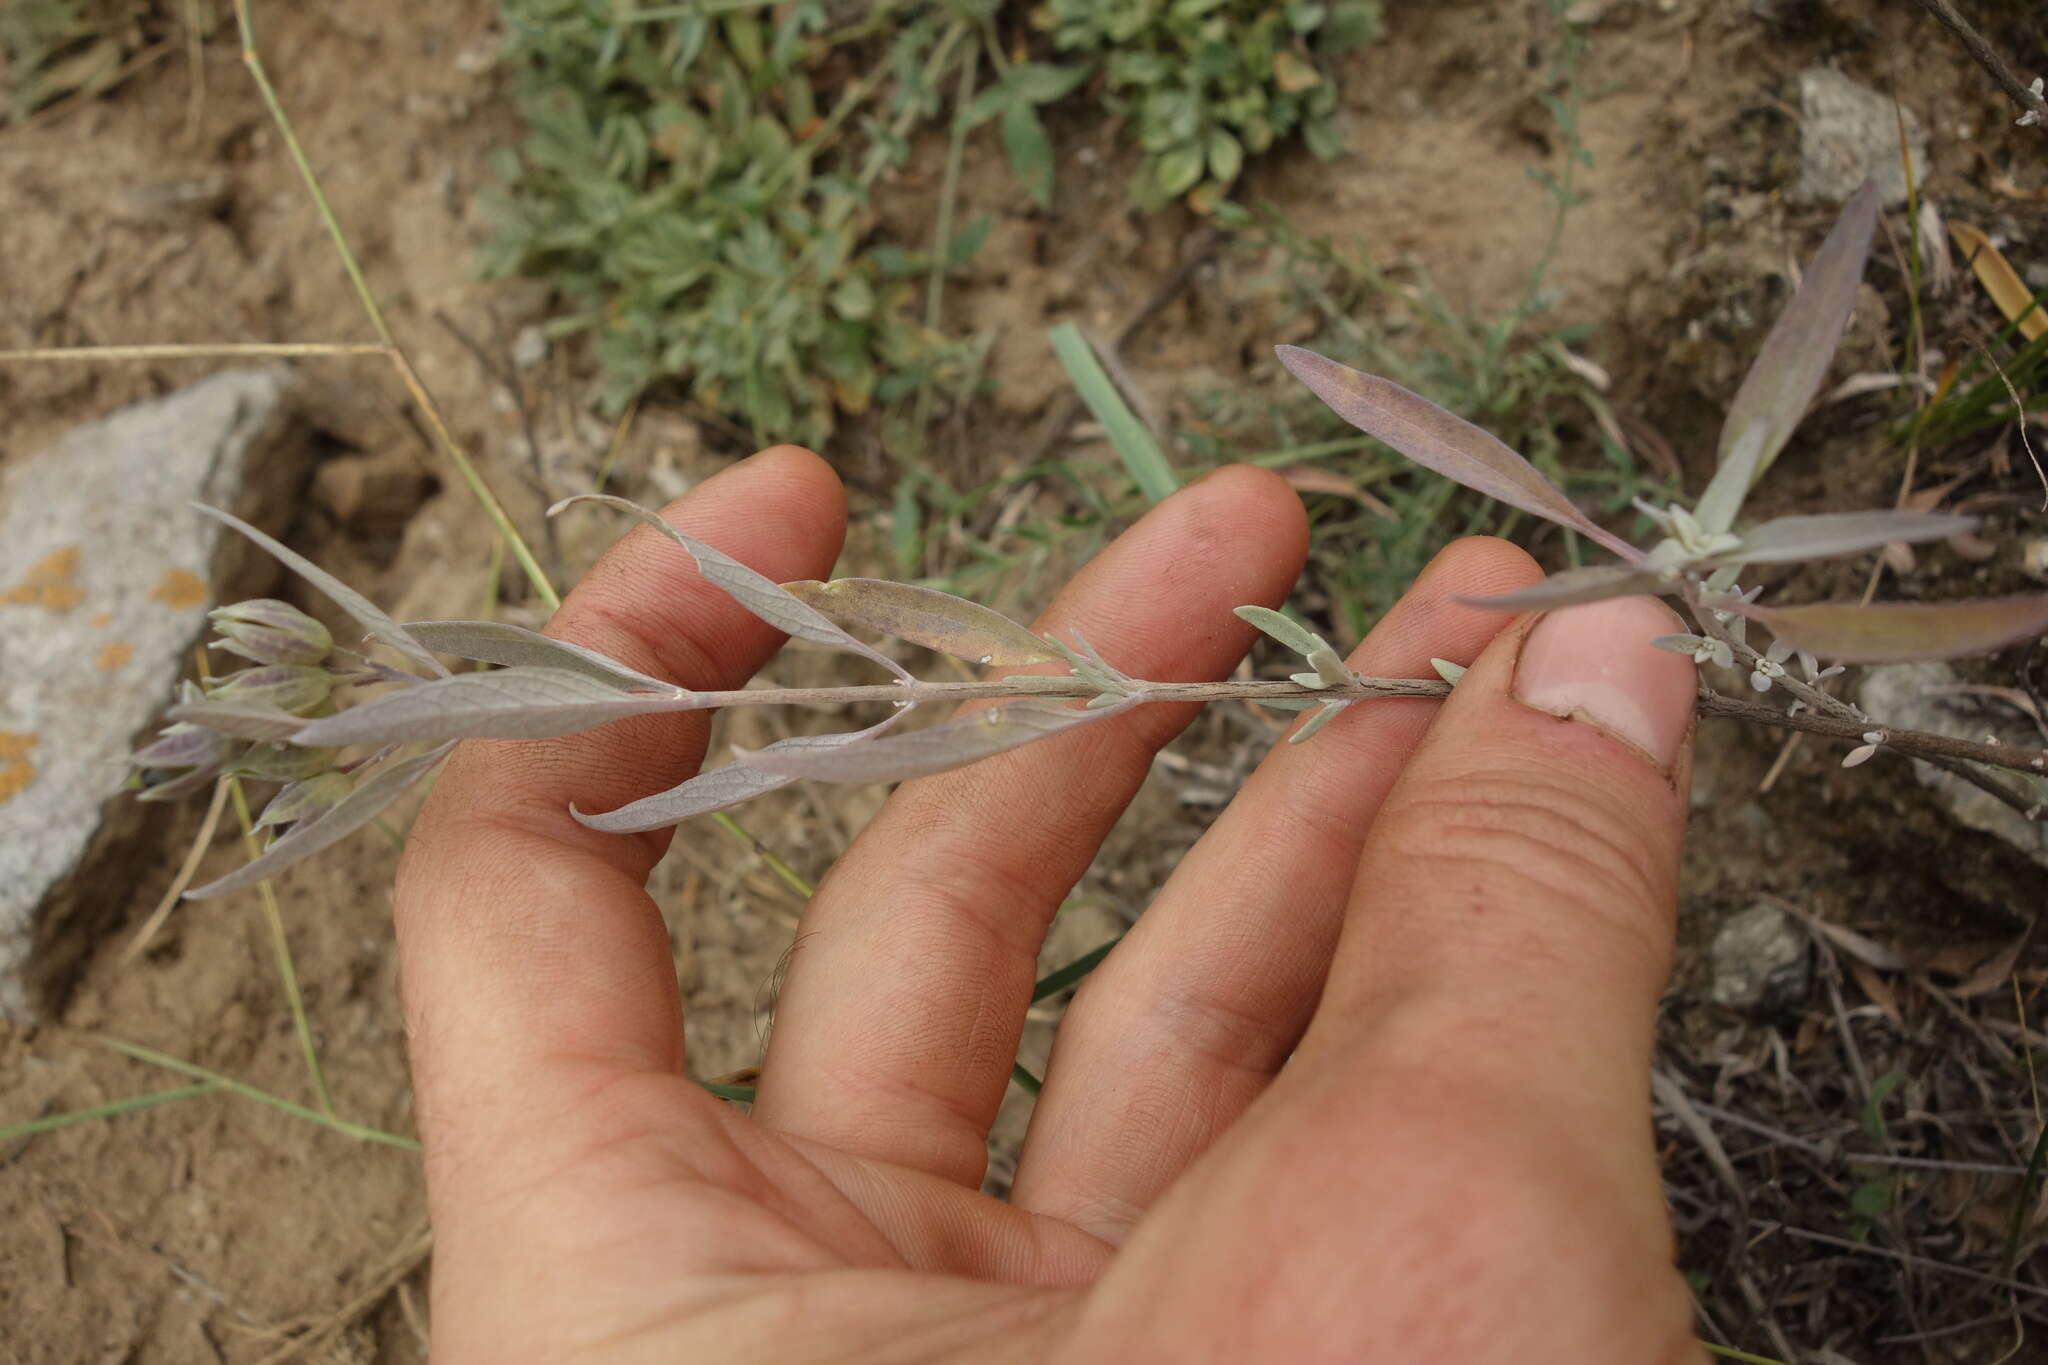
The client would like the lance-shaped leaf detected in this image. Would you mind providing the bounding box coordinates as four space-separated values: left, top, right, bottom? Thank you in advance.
1457 564 1668 612
1729 596 2048 664
573 714 908 833
185 744 453 899
165 699 310 742
192 504 449 677
778 579 1059 666
291 667 684 747
1274 346 1644 564
553 495 911 680
406 620 674 690
1233 605 1329 658
1699 178 1880 532
1722 510 1978 566
1289 698 1350 745
736 699 1130 785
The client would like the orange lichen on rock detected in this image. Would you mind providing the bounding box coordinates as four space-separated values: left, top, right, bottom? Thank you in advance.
149 567 208 610
96 642 135 671
0 546 83 609
0 731 35 805
90 610 113 628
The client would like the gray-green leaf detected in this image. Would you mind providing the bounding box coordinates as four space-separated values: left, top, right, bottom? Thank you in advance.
735 700 1126 784
405 620 673 691
193 504 448 677
1721 510 1977 566
779 579 1059 666
291 667 684 748
554 495 910 679
1457 565 1667 612
186 744 453 899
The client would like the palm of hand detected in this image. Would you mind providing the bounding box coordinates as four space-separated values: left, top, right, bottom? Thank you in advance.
396 449 1701 1364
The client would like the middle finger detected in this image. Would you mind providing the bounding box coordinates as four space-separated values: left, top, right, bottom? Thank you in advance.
750 467 1309 1186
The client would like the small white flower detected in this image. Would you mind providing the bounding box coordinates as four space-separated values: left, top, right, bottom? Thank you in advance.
2022 77 2045 126
1748 638 1793 692
1842 743 1879 768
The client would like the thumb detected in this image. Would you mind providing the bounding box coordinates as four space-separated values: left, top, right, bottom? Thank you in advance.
1319 592 1697 1122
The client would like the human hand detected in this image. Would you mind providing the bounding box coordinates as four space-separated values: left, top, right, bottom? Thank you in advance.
395 447 1705 1363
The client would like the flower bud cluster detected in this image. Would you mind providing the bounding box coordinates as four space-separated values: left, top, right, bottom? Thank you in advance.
130 599 353 831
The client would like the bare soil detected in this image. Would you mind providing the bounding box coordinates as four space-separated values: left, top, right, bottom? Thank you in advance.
4 1 2047 1360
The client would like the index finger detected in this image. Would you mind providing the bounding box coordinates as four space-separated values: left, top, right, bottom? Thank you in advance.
392 447 847 1186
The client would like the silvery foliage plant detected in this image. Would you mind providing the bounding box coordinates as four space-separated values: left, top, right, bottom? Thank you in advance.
135 179 2048 898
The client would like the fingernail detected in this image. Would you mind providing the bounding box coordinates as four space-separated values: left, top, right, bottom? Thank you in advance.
1513 596 1695 769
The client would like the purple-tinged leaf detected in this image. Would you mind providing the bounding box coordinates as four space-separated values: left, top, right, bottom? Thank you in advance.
735 699 1131 785
165 699 308 742
290 667 684 748
136 765 227 804
1274 346 1644 564
191 504 449 677
553 495 912 680
132 724 227 769
185 744 453 899
779 579 1059 666
1731 595 2048 663
1701 178 1881 530
1724 510 1979 565
573 714 909 832
406 620 673 691
1457 564 1668 612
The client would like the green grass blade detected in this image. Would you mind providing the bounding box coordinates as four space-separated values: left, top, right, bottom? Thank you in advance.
0 1083 220 1144
1010 1061 1042 1094
1048 322 1178 504
101 1038 418 1150
1033 938 1119 1001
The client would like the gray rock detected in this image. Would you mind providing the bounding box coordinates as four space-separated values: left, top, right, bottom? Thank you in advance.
0 368 307 1016
1795 67 1929 207
1858 660 2048 868
1710 901 1810 1013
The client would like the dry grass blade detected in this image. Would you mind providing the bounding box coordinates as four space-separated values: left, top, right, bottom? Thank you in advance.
120 774 232 964
1951 222 2048 341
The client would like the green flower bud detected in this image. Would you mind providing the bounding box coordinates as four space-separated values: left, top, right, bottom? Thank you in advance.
206 665 334 716
210 599 333 666
228 742 339 783
256 771 352 829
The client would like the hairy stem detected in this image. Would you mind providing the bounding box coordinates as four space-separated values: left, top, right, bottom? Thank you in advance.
1915 0 2047 127
579 671 2048 800
1682 591 2044 821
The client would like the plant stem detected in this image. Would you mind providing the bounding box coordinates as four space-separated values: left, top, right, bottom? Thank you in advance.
1915 0 2047 127
0 342 388 361
1684 591 2045 821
